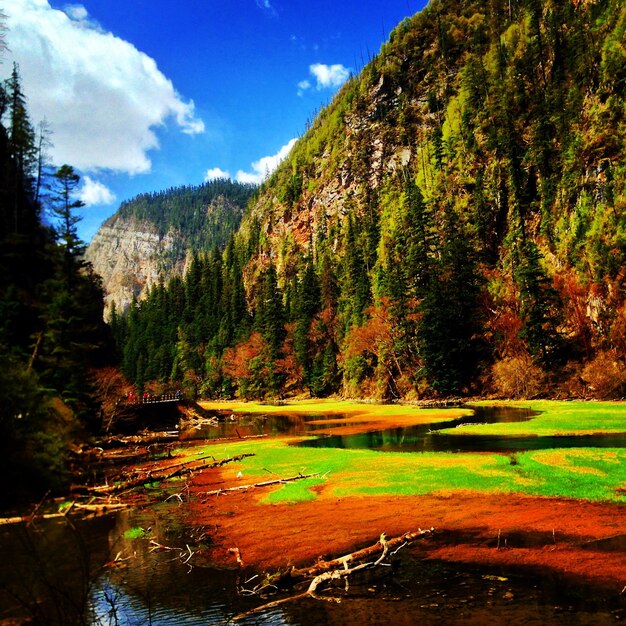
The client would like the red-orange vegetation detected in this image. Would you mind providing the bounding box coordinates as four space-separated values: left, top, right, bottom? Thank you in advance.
186 476 626 591
222 332 268 380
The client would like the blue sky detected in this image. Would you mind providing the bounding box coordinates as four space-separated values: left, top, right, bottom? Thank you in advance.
3 0 426 241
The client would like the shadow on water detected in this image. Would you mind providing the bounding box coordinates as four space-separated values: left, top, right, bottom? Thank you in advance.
2 508 625 625
179 411 319 441
295 406 626 453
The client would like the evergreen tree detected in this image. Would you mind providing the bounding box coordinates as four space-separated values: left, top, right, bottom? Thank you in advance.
5 63 36 186
513 236 563 366
293 256 320 390
49 164 86 286
417 206 483 395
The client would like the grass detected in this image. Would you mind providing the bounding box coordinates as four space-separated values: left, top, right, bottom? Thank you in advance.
439 400 626 436
199 398 472 425
178 400 626 506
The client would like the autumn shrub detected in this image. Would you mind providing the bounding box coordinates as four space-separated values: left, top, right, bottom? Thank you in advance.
491 354 545 399
581 350 626 399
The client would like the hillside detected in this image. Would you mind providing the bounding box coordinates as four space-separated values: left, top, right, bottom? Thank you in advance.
113 0 626 400
86 180 256 313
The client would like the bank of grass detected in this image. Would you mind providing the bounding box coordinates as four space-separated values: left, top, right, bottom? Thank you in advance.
440 400 626 436
198 399 472 425
185 433 626 506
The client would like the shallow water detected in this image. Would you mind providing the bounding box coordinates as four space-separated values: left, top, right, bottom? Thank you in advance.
296 406 626 453
4 404 626 624
2 510 624 625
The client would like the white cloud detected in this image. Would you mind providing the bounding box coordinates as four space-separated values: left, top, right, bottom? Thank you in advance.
3 0 205 174
255 0 276 15
297 79 311 97
235 138 297 184
310 63 350 89
63 4 89 22
77 176 116 206
205 167 231 182
298 63 350 95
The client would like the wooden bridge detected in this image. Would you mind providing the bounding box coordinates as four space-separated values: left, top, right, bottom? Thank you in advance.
123 394 182 405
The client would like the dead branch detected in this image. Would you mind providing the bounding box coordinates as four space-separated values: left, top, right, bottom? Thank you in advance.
0 512 70 526
230 529 433 622
205 434 268 443
97 431 179 449
0 501 128 526
83 453 256 495
280 529 432 585
199 472 320 499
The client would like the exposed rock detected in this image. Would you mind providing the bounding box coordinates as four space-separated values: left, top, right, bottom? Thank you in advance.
85 215 185 316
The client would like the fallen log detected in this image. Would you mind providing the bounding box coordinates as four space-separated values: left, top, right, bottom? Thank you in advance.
279 528 433 585
83 453 256 495
231 529 433 621
0 512 72 526
0 501 129 525
97 431 179 449
199 472 320 499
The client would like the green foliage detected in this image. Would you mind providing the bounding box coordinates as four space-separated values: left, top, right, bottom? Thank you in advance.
115 0 626 401
0 65 110 498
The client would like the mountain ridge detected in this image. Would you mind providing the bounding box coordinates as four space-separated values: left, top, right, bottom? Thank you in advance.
112 0 626 400
86 179 256 313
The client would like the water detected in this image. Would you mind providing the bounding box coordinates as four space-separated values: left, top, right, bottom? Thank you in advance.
295 406 626 453
3 404 626 624
2 511 624 625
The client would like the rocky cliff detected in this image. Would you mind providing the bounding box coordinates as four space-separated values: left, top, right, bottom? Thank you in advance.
85 180 256 315
85 215 183 314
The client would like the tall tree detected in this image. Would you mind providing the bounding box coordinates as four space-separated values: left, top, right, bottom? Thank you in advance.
49 164 86 286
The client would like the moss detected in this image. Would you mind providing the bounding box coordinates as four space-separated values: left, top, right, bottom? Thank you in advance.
196 400 626 505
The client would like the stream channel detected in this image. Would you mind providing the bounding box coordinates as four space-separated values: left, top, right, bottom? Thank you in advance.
2 405 626 624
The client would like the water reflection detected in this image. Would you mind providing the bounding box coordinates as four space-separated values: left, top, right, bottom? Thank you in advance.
295 406 626 453
2 502 625 624
179 411 320 441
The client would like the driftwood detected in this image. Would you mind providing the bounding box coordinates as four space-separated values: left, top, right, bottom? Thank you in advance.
83 453 256 495
279 529 432 585
231 529 433 622
97 431 179 449
0 512 73 526
199 472 320 499
200 433 268 443
0 501 129 526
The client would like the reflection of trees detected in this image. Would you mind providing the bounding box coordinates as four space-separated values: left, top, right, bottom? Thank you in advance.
93 509 240 624
0 516 114 625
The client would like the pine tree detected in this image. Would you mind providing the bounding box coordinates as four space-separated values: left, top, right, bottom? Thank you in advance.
49 164 86 287
5 63 36 187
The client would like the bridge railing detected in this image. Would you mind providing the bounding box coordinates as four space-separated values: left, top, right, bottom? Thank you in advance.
122 393 182 405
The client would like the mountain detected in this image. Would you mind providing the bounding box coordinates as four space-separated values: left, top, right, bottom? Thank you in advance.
86 180 256 313
113 0 626 400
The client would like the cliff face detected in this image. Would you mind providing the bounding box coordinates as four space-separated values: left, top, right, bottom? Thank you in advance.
111 0 626 400
85 215 183 314
86 180 256 315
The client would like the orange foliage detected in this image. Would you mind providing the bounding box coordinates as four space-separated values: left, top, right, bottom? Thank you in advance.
91 366 131 414
581 350 626 399
222 332 267 380
343 298 396 362
275 323 304 392
491 354 545 399
553 269 593 357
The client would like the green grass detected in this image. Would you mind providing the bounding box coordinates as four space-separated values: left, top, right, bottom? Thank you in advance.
199 398 472 422
183 401 626 506
439 400 626 436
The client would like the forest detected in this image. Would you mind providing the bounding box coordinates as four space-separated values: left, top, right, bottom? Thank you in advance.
112 0 626 403
0 63 111 496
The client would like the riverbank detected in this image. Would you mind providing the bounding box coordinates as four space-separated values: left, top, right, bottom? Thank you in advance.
180 400 626 593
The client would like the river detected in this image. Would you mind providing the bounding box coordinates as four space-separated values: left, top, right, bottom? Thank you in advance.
2 405 625 624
